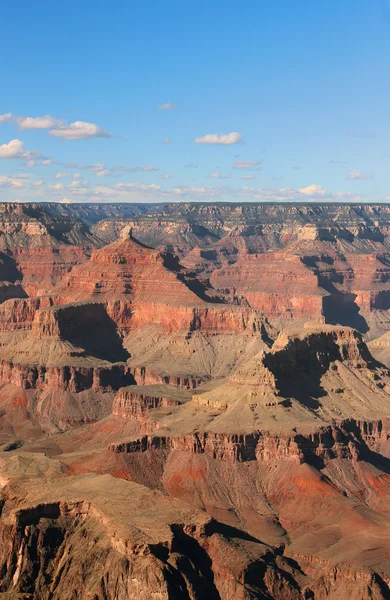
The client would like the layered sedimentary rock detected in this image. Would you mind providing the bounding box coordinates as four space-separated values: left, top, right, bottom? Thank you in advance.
0 203 100 296
0 203 390 598
97 327 390 598
0 453 309 600
55 227 207 305
210 251 328 320
112 203 390 336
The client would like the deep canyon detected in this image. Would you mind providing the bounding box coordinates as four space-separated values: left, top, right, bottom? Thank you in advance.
0 201 390 599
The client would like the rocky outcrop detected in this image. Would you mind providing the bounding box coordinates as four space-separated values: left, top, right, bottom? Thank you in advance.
0 297 53 332
122 301 270 334
0 203 100 295
0 360 134 393
112 385 188 419
55 230 207 306
211 252 328 320
0 459 306 600
108 422 369 463
127 365 204 389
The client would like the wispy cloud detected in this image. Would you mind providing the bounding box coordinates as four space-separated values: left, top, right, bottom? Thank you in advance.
347 170 373 181
157 103 176 110
25 158 53 167
232 159 262 170
0 175 26 189
162 138 172 144
114 182 161 192
55 172 75 179
240 184 361 202
0 113 63 130
348 131 374 138
207 171 232 179
184 163 199 168
170 185 228 198
110 165 159 173
47 183 65 191
194 132 242 145
63 163 158 176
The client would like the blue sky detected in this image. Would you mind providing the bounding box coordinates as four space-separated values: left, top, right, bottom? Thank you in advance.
0 0 389 203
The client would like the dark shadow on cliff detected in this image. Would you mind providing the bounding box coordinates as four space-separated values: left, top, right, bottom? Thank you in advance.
341 420 390 473
262 337 350 411
162 251 226 304
57 303 130 363
206 520 265 544
0 252 24 284
169 524 221 600
323 292 369 334
300 257 369 334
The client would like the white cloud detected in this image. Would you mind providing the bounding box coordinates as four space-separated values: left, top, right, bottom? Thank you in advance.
162 138 172 144
87 182 164 203
111 165 159 173
0 139 40 160
184 163 199 168
55 172 73 179
18 115 62 130
0 113 111 141
49 121 111 140
157 103 176 110
47 183 64 191
33 179 44 187
8 173 30 180
25 158 53 167
240 174 256 180
65 162 107 174
0 113 13 123
232 159 262 170
64 181 90 195
0 175 25 189
114 182 161 192
66 163 158 175
159 174 171 179
347 170 373 181
0 112 63 129
169 186 227 198
207 172 231 179
194 132 242 145
299 184 328 197
240 184 361 203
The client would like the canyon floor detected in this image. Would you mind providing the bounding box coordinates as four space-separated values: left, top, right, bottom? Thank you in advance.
0 202 390 599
